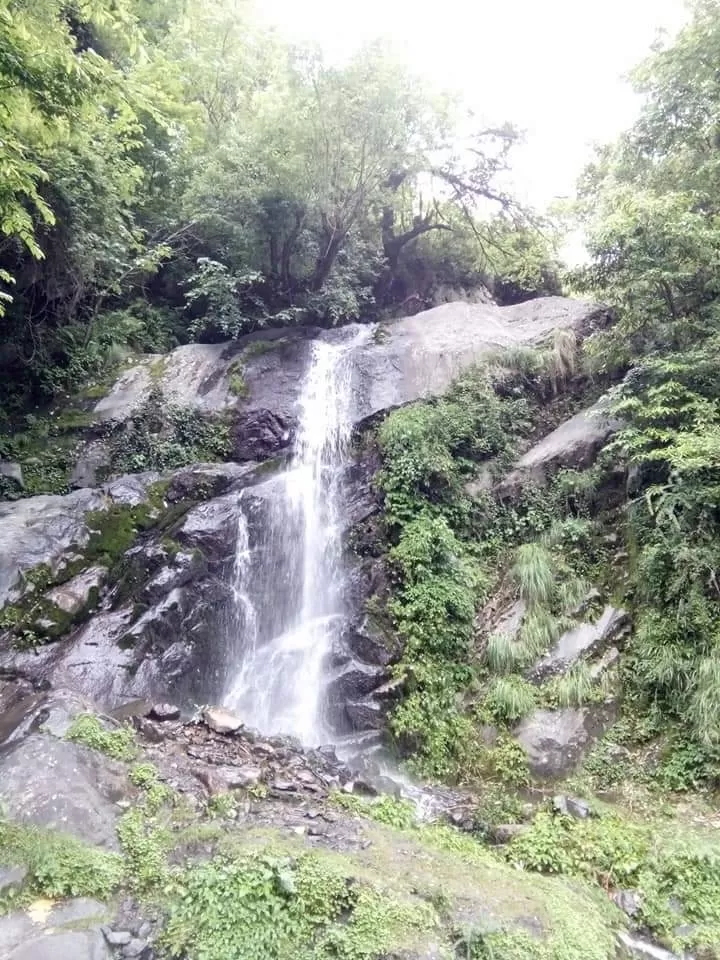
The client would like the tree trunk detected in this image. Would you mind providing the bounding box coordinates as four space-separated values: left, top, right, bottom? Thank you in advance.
310 229 345 291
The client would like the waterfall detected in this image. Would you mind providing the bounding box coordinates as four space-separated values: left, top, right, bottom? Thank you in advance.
224 328 368 744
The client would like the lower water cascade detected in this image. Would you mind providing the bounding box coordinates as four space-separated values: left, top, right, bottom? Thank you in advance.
223 327 369 745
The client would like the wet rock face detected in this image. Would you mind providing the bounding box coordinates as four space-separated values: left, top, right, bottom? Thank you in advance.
529 606 630 681
0 900 111 960
0 734 127 848
232 409 296 461
0 297 616 750
44 566 106 617
165 462 258 503
351 297 613 425
515 703 619 778
496 395 622 498
0 473 161 610
0 487 105 610
92 298 611 459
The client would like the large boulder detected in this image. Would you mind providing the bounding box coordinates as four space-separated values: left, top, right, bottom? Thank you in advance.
515 704 618 778
351 297 612 424
0 488 106 610
0 734 127 848
0 899 111 960
91 298 611 459
497 395 622 497
0 473 160 610
93 330 317 425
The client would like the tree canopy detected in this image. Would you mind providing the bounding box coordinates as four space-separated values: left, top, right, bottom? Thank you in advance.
573 0 720 773
0 0 557 406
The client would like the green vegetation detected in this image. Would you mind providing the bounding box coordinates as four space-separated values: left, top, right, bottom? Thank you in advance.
374 358 604 781
0 819 123 903
66 714 137 761
162 852 434 960
0 0 557 423
100 391 232 476
507 810 720 955
565 0 720 784
376 371 536 779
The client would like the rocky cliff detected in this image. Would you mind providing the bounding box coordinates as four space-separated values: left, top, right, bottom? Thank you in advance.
1 296 714 960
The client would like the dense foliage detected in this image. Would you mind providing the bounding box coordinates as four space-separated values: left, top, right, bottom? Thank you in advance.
0 0 558 412
571 0 720 781
376 370 535 779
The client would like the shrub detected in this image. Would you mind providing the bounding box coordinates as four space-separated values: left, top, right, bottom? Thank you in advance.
485 676 537 724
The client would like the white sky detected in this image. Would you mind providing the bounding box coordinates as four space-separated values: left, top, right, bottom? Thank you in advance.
255 0 688 211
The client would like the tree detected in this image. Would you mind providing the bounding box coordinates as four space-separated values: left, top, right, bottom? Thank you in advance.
573 0 720 770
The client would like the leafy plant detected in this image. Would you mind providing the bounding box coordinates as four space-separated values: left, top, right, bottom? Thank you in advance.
484 676 537 724
66 714 137 761
0 819 123 900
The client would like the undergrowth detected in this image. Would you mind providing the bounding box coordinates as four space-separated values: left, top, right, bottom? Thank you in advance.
375 359 605 782
0 819 123 904
66 714 137 761
161 852 434 960
506 809 720 954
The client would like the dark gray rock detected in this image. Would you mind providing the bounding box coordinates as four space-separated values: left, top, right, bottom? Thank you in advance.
0 461 23 488
515 704 618 778
166 462 259 503
94 332 315 426
122 938 148 958
531 606 629 681
0 866 27 894
552 795 591 819
44 566 106 617
339 618 400 667
141 552 205 605
177 495 239 561
344 700 385 731
325 664 388 732
37 690 97 739
589 646 621 680
148 703 181 722
232 409 296 461
103 928 132 946
0 734 127 847
613 890 642 918
0 607 137 706
497 395 622 498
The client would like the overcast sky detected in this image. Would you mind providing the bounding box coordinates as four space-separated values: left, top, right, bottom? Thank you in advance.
256 0 687 210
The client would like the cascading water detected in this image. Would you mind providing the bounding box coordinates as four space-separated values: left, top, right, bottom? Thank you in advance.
223 327 370 744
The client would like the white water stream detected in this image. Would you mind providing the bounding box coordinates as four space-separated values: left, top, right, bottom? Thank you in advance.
223 328 369 744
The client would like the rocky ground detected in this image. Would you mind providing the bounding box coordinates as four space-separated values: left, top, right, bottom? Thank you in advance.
0 684 688 960
0 684 716 960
